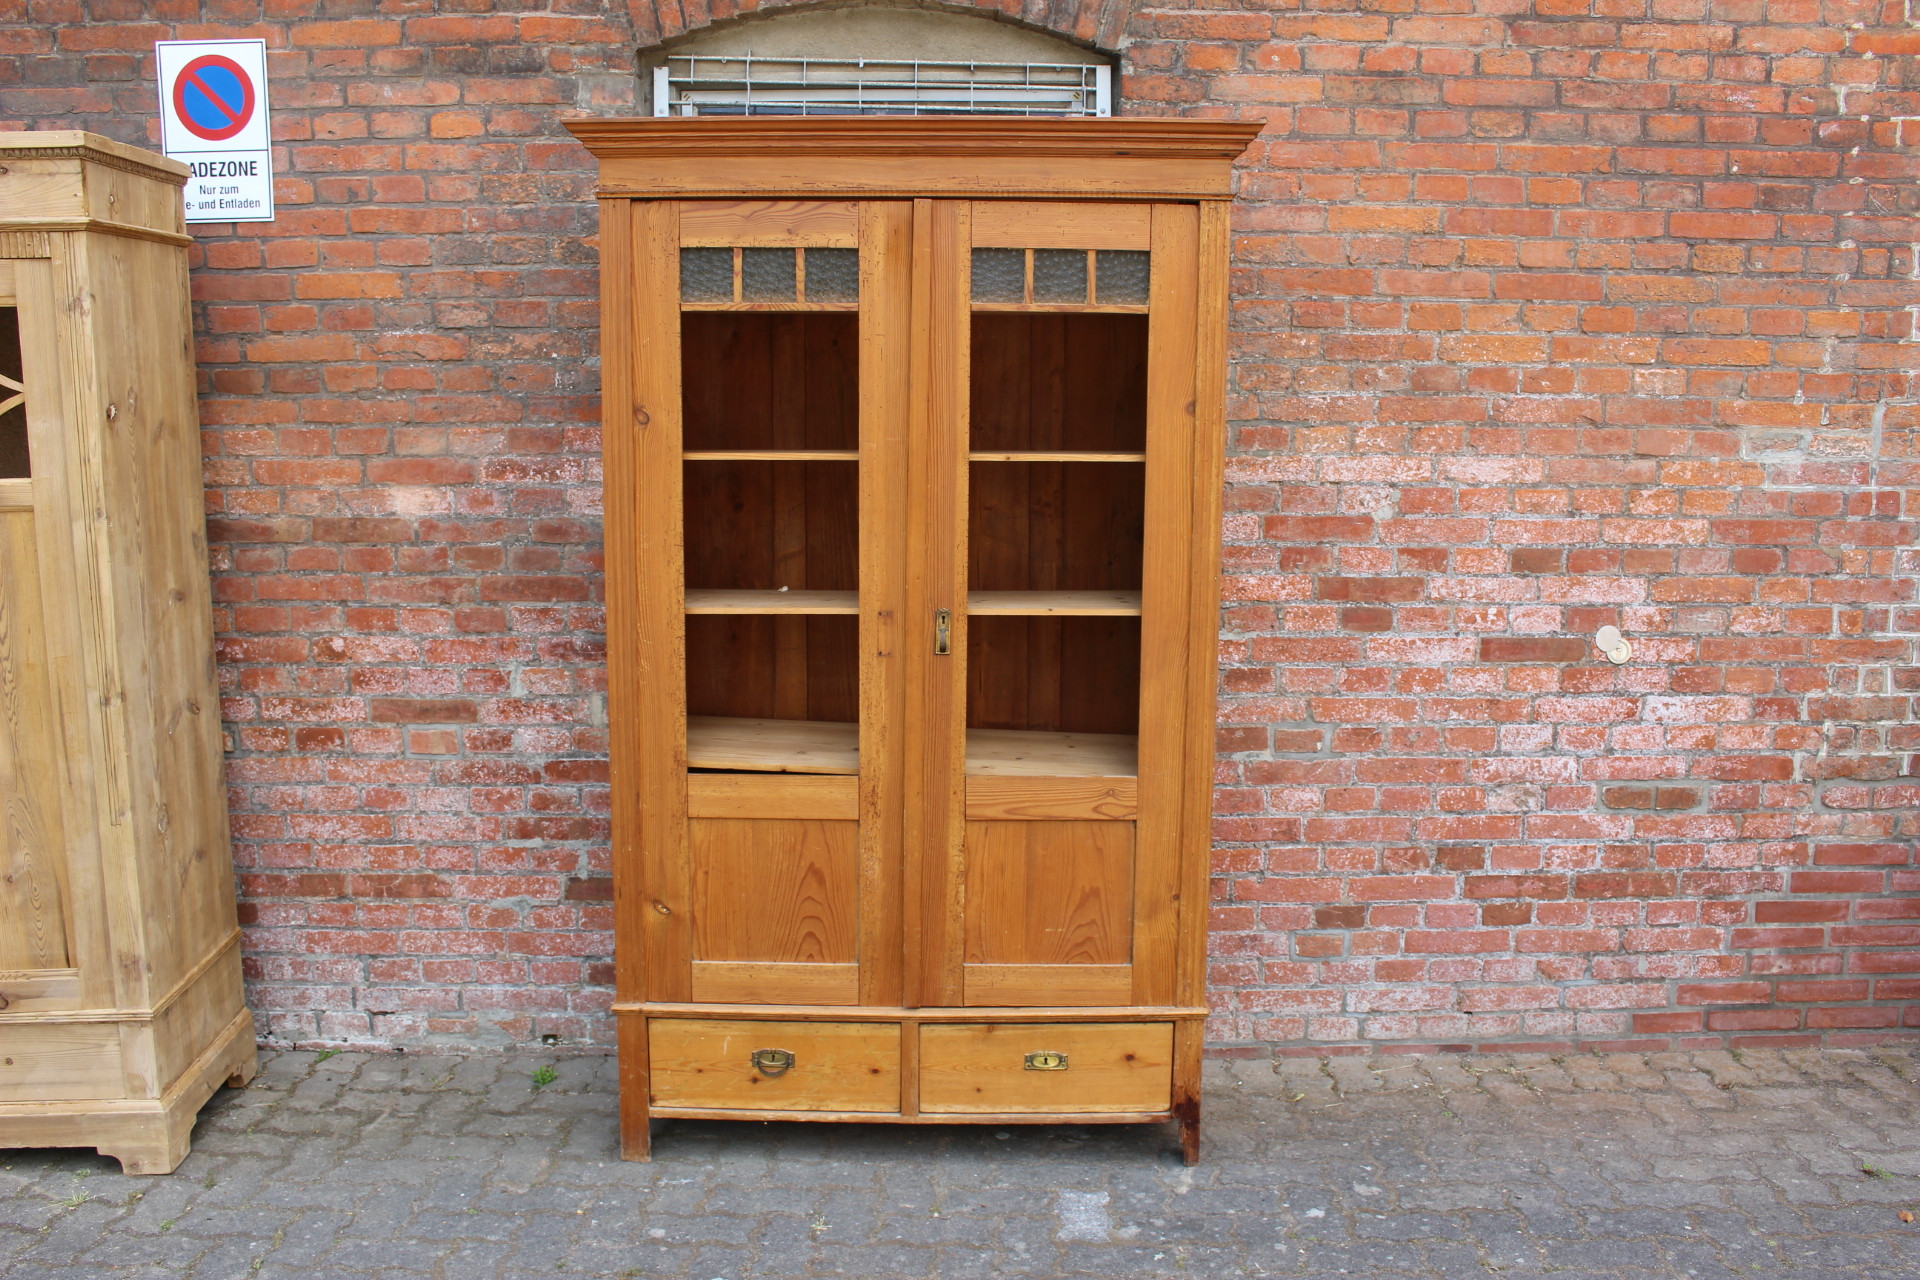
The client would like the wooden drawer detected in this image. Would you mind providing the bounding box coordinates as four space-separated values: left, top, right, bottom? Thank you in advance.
919 1021 1173 1114
649 1018 900 1113
0 1023 124 1103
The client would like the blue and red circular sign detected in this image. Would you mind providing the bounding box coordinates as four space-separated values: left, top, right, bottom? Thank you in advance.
172 54 255 142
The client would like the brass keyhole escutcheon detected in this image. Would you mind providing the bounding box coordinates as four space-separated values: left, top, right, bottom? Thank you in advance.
751 1048 796 1077
1024 1050 1069 1071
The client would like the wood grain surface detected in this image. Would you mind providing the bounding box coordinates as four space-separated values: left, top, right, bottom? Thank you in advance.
649 1018 900 1112
918 1021 1172 1113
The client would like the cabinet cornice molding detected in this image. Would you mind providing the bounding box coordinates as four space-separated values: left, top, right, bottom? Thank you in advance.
0 131 190 185
565 118 1263 200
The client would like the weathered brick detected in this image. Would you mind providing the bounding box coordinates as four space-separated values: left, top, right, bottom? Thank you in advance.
9 0 1910 1058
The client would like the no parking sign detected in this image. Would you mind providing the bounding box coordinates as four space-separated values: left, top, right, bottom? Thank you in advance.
155 39 274 224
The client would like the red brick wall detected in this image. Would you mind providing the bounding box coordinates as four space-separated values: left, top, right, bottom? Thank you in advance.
3 0 1915 1053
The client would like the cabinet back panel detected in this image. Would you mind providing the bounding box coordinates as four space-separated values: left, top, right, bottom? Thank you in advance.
969 314 1146 453
967 615 1140 736
681 313 858 452
686 614 858 724
963 820 1134 966
684 460 857 591
968 462 1143 593
0 507 71 971
692 817 859 964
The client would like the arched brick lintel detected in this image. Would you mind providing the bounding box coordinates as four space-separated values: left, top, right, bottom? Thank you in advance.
628 0 1138 58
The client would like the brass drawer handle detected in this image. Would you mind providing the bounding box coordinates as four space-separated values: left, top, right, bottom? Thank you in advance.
1024 1050 1069 1071
751 1048 796 1077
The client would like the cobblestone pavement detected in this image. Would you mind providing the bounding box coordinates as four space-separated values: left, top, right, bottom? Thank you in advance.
3 1044 1919 1278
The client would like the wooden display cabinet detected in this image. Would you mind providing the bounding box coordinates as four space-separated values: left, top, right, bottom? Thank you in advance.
568 119 1257 1162
0 133 255 1174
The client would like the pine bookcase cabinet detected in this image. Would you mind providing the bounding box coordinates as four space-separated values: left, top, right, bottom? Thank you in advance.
0 133 255 1175
569 118 1258 1163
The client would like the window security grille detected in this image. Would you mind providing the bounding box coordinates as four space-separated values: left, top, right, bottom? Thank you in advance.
653 56 1112 118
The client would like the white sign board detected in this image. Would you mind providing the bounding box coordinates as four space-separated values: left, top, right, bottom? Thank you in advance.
155 39 274 224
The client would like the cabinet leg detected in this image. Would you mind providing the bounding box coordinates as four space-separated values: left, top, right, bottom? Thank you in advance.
617 1012 652 1161
1172 1018 1203 1165
100 1110 195 1176
225 1035 261 1089
620 1113 653 1163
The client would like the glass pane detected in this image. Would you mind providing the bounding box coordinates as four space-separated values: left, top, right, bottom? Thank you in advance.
0 307 25 479
741 248 797 302
681 248 734 303
970 248 1024 304
804 248 859 303
1096 251 1150 306
1032 250 1088 304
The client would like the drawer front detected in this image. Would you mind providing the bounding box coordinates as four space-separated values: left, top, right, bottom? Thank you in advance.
0 1022 124 1102
649 1018 900 1113
919 1021 1173 1114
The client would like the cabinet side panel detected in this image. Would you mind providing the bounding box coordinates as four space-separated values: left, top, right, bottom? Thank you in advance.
602 199 646 1010
144 934 245 1094
1182 201 1232 1011
71 229 234 1006
0 507 71 970
630 202 692 1004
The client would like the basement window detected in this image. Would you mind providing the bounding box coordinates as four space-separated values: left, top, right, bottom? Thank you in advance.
655 55 1110 118
641 5 1115 119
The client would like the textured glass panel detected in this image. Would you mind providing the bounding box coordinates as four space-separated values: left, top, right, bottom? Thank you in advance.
681 248 734 303
805 248 859 303
1096 251 1150 306
0 308 25 479
742 248 797 302
1032 249 1088 304
971 248 1024 304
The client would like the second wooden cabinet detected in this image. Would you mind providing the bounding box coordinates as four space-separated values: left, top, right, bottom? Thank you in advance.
569 118 1258 1162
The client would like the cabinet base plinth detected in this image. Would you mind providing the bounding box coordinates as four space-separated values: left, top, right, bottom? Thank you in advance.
650 1107 1176 1125
640 1109 1198 1164
0 1008 258 1176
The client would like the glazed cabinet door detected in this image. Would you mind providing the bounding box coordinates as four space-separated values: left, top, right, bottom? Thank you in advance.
612 201 914 1011
905 201 1205 1011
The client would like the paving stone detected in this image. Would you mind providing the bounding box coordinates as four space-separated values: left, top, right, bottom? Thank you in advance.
3 1045 1919 1276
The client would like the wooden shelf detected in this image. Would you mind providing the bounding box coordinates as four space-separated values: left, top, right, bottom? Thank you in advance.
688 716 859 774
0 477 31 511
684 588 859 615
968 590 1141 617
965 728 1138 778
684 450 859 462
968 451 1145 463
